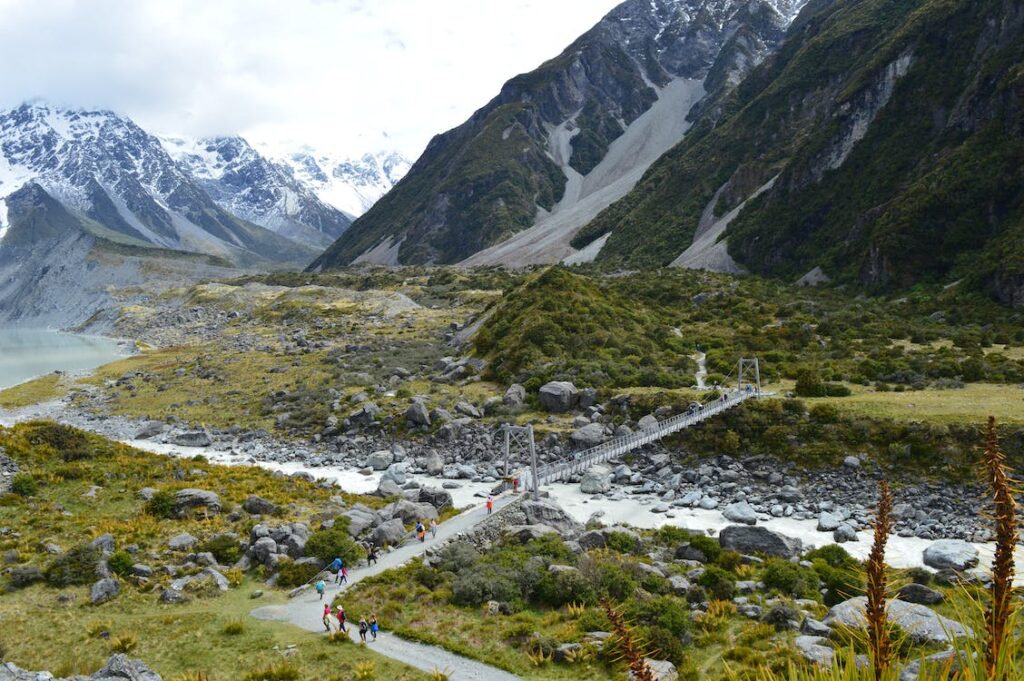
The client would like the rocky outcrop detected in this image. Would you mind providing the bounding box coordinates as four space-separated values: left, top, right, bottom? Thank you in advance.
538 382 579 413
922 539 979 571
173 489 222 517
580 465 612 494
719 525 801 558
0 654 162 681
824 596 971 645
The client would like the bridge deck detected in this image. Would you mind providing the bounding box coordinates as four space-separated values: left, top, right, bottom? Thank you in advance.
528 391 757 487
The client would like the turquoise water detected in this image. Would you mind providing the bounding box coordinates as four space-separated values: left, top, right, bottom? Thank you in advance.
0 329 125 391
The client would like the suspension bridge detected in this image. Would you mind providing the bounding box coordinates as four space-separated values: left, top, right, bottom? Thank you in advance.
505 358 765 496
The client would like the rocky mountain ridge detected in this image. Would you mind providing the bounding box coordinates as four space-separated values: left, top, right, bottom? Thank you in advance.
311 0 807 269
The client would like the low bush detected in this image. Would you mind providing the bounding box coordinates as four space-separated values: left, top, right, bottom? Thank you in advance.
24 422 94 461
106 550 134 578
7 564 43 590
697 566 736 601
275 560 323 589
45 544 101 587
144 489 177 519
304 521 365 566
9 473 37 497
761 559 816 597
199 535 242 565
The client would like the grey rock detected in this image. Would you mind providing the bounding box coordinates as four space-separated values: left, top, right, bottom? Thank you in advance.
90 533 116 554
405 401 431 426
922 539 979 571
580 465 612 494
503 384 526 407
833 524 858 543
896 583 944 605
571 423 605 446
817 512 842 532
422 452 444 476
366 449 394 471
159 588 188 603
417 487 453 512
455 401 482 418
170 430 211 447
824 596 971 644
719 525 802 558
371 518 407 546
242 495 278 516
794 635 834 667
722 502 758 525
628 659 677 681
90 577 121 605
538 381 579 413
167 533 198 551
801 617 831 637
506 524 559 543
173 489 221 517
341 506 378 537
521 498 583 538
133 421 167 440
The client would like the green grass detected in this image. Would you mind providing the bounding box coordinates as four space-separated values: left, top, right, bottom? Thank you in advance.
0 579 427 681
810 382 1024 425
0 373 65 408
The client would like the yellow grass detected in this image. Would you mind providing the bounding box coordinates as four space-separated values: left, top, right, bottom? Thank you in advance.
811 383 1024 425
0 373 66 408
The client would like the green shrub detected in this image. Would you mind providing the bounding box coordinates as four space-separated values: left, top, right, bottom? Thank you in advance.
605 531 640 554
627 595 691 637
144 490 176 519
303 520 364 566
636 625 688 667
804 544 857 569
106 550 134 578
795 369 826 397
686 535 722 563
697 566 736 600
24 422 93 461
906 567 933 585
535 568 595 608
275 560 323 589
45 544 102 586
241 662 300 681
761 559 815 597
715 550 742 572
10 473 37 497
575 607 611 632
199 535 242 565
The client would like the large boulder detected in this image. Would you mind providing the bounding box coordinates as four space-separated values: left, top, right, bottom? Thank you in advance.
503 383 526 407
366 450 394 471
922 539 979 571
580 465 612 494
381 499 438 525
375 477 404 498
341 506 378 537
170 430 211 447
637 414 660 432
417 487 453 512
90 577 121 605
505 524 559 543
133 421 167 440
793 635 835 668
371 518 407 547
0 654 163 681
628 659 678 681
824 596 971 644
538 381 579 413
521 498 583 538
816 512 842 532
722 502 758 526
242 495 278 516
382 462 409 485
422 452 444 475
167 533 199 551
173 489 221 517
897 583 944 605
405 401 431 427
719 525 802 558
571 423 606 447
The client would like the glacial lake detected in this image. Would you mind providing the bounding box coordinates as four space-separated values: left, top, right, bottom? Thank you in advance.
0 329 126 391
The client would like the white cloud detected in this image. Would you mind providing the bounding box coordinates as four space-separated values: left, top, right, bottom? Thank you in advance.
0 0 622 158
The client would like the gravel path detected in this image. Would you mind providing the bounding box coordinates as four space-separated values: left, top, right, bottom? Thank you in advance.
251 494 523 681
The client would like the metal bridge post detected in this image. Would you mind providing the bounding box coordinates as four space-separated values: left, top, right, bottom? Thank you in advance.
528 424 539 500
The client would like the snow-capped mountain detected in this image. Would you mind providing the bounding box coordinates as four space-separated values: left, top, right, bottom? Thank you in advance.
0 103 314 264
274 149 411 219
160 135 352 248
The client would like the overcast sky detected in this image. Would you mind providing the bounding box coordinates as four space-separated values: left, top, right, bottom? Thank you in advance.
0 0 622 159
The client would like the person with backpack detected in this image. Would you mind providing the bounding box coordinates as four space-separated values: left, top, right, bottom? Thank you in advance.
322 603 333 632
367 545 378 566
315 578 326 600
329 557 343 584
336 605 347 632
339 564 348 585
369 614 379 640
358 617 369 642
415 520 426 542
429 518 438 539
485 496 494 515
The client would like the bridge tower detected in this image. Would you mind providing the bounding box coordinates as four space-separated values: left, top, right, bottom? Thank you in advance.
501 424 539 500
738 357 761 395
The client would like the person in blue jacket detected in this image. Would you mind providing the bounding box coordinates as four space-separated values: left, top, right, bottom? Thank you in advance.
329 557 343 584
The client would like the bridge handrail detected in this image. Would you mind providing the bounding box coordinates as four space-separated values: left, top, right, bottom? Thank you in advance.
532 391 756 485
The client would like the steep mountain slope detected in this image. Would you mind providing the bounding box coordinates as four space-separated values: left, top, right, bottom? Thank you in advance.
0 103 315 265
311 0 807 269
574 0 1024 306
160 135 353 249
274 149 411 219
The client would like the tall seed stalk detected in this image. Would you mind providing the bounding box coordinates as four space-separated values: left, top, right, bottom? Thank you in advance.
866 479 894 680
982 416 1017 680
602 597 654 681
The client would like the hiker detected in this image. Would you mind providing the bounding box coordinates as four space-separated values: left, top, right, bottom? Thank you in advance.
322 603 333 632
430 518 438 539
415 520 426 542
512 477 519 494
367 545 378 566
339 564 349 585
330 557 344 584
486 496 494 515
370 614 379 640
315 578 326 600
358 617 369 643
336 605 347 632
